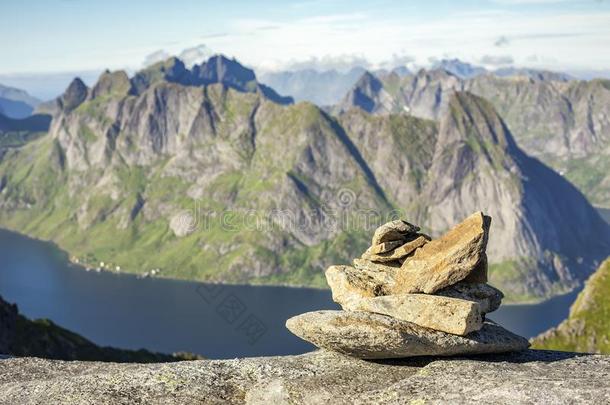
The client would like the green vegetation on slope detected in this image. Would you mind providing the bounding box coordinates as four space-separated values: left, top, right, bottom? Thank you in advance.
531 258 610 353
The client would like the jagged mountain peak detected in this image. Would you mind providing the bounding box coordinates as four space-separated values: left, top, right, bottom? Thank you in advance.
443 91 518 154
354 71 383 93
53 55 293 112
431 59 487 79
91 70 131 99
59 77 89 111
194 54 257 86
130 57 191 94
415 67 460 81
127 54 292 104
336 71 387 113
493 67 573 82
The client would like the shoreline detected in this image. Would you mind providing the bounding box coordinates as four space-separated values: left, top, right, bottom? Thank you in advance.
0 226 579 303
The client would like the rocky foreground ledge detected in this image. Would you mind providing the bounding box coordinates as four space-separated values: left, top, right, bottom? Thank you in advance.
1 350 609 404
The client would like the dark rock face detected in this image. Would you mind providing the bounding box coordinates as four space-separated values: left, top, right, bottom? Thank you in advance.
129 55 293 104
341 72 385 113
59 78 89 112
0 350 607 404
0 297 17 354
194 55 257 88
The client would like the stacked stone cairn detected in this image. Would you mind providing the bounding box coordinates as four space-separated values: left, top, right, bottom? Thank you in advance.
286 212 530 359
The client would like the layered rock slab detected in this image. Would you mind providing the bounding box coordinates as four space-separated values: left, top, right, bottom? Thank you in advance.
352 294 483 335
286 310 529 359
436 282 503 314
327 265 502 315
362 235 428 263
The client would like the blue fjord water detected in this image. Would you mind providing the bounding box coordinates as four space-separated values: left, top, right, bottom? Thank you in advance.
0 228 579 359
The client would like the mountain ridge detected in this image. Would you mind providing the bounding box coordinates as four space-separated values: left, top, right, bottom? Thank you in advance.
0 56 608 302
0 84 41 119
338 68 610 207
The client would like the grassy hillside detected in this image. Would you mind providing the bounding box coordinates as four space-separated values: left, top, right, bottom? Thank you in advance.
531 258 610 353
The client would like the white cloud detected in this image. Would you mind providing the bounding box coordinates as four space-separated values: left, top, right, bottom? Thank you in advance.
178 44 214 67
204 9 610 73
278 54 372 72
141 44 215 69
73 8 610 75
142 50 170 68
479 54 515 66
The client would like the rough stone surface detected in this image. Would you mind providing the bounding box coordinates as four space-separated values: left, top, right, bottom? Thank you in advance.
0 299 16 355
395 212 491 294
462 253 488 283
371 220 419 245
436 282 503 314
325 265 386 308
363 236 428 263
1 350 606 404
352 258 401 275
352 294 483 335
286 310 529 359
368 240 403 255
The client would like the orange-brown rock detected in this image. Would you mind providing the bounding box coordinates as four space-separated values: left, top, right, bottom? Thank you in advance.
393 212 491 294
363 236 428 263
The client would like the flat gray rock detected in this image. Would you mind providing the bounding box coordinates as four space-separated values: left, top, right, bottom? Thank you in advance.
0 350 608 404
286 310 529 359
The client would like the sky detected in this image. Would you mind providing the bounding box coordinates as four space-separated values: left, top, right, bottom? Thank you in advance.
1 0 610 96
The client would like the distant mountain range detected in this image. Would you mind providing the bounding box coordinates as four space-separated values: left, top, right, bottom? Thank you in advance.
431 59 487 79
259 67 366 107
257 59 578 109
0 55 608 302
338 67 610 208
0 84 40 119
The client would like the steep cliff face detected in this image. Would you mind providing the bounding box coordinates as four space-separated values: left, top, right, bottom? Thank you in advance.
339 92 610 300
419 93 609 300
339 70 610 207
532 258 610 354
0 56 608 301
